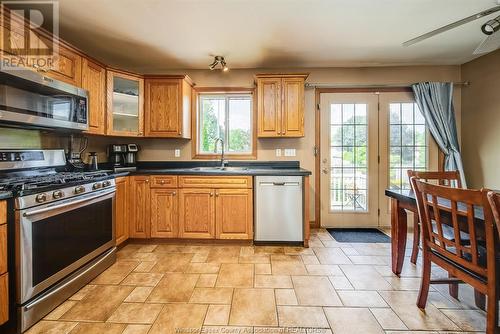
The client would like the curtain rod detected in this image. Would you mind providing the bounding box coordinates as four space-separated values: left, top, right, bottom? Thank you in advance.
305 81 469 89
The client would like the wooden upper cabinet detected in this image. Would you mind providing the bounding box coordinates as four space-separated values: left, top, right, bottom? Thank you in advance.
106 70 144 137
256 74 308 138
215 188 253 240
0 200 7 326
82 58 106 135
144 76 193 138
257 77 282 137
128 176 150 238
114 177 129 246
179 188 215 239
150 188 178 238
45 44 82 87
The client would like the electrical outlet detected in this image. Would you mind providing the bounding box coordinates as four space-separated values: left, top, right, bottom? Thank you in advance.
284 149 296 157
275 149 282 157
174 149 181 157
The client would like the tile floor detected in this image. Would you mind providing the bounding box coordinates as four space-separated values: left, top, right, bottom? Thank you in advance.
27 229 488 334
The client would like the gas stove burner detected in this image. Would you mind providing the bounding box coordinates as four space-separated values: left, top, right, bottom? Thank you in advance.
0 171 112 193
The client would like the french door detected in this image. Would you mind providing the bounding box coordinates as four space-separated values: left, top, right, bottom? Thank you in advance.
319 91 438 228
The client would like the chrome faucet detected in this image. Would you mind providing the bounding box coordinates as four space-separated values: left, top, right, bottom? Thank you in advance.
214 137 226 168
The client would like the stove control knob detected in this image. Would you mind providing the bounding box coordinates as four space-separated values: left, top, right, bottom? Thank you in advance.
102 180 112 187
74 186 85 194
35 193 47 203
93 182 103 190
52 190 64 199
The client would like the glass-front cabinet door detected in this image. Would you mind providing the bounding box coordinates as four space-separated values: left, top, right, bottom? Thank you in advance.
106 70 144 136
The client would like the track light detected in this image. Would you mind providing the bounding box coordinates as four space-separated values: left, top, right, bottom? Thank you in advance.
209 56 229 72
481 15 500 35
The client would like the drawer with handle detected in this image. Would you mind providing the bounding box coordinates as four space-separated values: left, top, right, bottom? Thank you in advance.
150 175 178 188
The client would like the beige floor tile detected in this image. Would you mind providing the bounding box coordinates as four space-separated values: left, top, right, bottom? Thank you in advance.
440 309 486 331
44 300 77 320
107 302 163 324
238 254 270 264
340 247 360 256
196 274 218 288
61 285 134 321
277 306 329 328
69 284 97 301
324 307 385 334
148 273 199 302
26 320 78 334
203 326 253 334
239 246 255 256
305 329 331 334
254 246 285 254
256 328 306 334
121 272 164 286
69 323 126 334
340 265 393 290
186 262 221 274
255 263 272 275
301 255 320 264
122 324 152 334
216 263 254 288
149 303 208 334
313 248 352 265
320 240 342 248
137 245 158 253
255 275 293 288
133 261 157 273
337 290 388 307
207 247 241 263
292 276 342 306
385 276 429 291
204 304 231 325
91 260 139 284
349 255 390 265
124 286 154 302
284 246 314 255
271 260 307 275
378 291 460 331
305 264 343 276
229 288 278 326
189 287 233 304
152 244 184 253
370 308 408 330
150 253 194 273
328 276 354 290
191 252 209 263
275 289 298 305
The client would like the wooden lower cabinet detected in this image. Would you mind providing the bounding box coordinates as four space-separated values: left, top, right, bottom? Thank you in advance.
215 189 253 240
0 273 7 325
178 188 215 239
150 189 178 238
128 176 151 238
114 177 129 246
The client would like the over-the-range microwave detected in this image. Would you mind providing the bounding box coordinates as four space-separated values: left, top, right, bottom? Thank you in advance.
0 69 88 131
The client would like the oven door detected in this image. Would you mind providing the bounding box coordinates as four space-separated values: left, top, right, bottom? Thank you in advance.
16 188 115 304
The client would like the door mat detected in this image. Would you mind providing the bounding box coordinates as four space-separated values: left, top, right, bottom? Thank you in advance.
326 228 391 243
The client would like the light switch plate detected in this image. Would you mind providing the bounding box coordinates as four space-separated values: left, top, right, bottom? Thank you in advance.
284 149 296 157
174 149 181 157
275 149 282 157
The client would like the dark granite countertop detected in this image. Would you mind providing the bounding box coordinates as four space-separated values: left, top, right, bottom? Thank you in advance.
110 161 312 177
0 191 13 200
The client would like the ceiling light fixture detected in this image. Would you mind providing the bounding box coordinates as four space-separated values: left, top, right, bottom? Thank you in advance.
209 56 229 72
481 15 500 35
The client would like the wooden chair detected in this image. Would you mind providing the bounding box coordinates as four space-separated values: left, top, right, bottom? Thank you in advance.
411 178 498 334
407 170 463 265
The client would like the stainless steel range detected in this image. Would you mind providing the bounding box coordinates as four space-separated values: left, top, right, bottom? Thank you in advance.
0 149 116 333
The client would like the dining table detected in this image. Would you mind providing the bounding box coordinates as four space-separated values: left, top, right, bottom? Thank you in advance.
384 188 486 276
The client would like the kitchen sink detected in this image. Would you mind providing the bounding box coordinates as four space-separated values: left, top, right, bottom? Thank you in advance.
190 166 249 171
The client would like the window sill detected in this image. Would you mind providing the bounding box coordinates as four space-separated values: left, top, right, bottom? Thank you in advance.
192 153 257 160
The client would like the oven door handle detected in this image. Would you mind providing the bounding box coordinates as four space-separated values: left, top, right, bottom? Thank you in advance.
23 189 115 217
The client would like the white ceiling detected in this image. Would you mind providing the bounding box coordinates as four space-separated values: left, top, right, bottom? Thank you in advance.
57 0 500 71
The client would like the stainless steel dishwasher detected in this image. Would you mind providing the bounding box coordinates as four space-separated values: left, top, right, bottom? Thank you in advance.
255 176 303 242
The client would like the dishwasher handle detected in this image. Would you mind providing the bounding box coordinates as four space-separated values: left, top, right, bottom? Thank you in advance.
259 182 301 186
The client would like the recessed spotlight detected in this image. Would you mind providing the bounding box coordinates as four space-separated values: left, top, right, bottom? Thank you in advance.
209 56 229 72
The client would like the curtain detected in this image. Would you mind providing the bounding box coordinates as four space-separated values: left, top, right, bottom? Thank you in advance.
411 82 467 187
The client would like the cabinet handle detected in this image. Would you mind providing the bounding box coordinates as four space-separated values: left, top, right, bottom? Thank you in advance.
209 192 214 197
160 180 165 184
145 179 149 183
172 191 176 196
215 192 219 197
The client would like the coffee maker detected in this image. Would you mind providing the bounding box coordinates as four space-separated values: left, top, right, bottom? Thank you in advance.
108 144 139 172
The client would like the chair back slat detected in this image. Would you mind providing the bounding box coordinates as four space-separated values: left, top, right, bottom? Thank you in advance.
407 170 462 188
487 191 500 241
411 178 495 279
